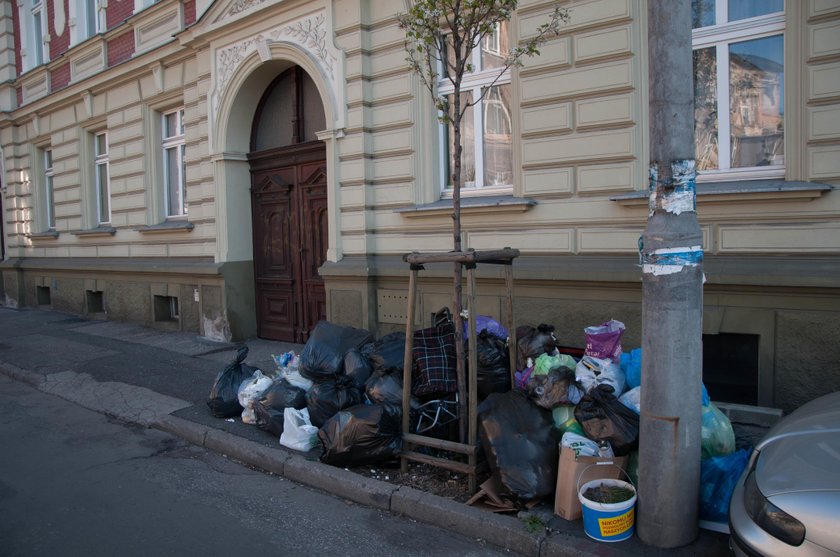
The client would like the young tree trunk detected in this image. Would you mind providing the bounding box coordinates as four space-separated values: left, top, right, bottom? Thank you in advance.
451 86 467 444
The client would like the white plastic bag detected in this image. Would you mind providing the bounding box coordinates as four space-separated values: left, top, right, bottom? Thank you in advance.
279 407 319 452
575 355 626 395
561 432 611 458
619 386 641 414
282 369 313 392
238 370 273 424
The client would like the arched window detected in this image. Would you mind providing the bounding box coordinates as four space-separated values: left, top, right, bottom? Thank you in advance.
251 66 326 152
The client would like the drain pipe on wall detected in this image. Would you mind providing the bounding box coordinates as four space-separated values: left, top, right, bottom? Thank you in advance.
636 0 704 549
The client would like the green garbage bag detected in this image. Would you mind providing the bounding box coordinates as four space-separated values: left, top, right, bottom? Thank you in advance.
533 352 577 376
701 403 736 459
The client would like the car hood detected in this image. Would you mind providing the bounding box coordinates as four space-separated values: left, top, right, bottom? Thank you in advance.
755 391 840 497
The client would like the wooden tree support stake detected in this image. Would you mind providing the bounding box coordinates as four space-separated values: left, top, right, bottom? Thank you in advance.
400 248 519 495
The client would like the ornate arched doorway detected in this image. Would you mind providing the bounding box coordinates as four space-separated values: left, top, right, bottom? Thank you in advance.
249 66 327 342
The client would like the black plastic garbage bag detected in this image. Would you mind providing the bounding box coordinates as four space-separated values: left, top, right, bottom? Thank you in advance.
516 324 557 371
260 379 307 411
363 332 406 375
253 402 285 437
319 403 403 468
344 348 372 388
526 367 576 409
472 330 511 400
574 384 640 456
477 391 560 503
207 347 258 418
300 321 374 383
364 370 421 411
306 377 365 428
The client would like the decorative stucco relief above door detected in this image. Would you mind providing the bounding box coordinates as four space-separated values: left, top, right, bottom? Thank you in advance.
206 9 346 149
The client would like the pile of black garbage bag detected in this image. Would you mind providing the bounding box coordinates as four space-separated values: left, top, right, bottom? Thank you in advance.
205 317 641 509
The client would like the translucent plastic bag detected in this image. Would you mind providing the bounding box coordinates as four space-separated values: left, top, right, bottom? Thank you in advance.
279 407 319 452
701 403 736 459
532 353 577 376
575 355 626 395
561 431 605 458
237 370 274 424
618 386 641 414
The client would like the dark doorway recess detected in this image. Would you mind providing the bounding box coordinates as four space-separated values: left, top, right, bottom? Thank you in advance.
702 333 760 405
249 66 328 343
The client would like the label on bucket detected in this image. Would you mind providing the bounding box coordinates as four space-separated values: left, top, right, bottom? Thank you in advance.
598 507 634 538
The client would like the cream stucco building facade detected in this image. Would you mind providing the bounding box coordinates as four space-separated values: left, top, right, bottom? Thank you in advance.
0 0 838 412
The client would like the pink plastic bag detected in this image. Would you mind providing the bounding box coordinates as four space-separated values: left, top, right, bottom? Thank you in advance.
584 320 625 362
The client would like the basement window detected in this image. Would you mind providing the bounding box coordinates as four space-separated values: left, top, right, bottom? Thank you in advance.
153 295 179 322
86 290 104 314
702 333 759 405
36 286 51 306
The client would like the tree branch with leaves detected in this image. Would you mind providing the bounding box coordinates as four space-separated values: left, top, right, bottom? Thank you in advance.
399 0 569 442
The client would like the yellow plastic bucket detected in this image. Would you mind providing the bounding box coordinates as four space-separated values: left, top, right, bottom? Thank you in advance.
578 478 637 542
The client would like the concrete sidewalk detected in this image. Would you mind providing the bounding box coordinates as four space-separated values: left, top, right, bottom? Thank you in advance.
0 306 729 557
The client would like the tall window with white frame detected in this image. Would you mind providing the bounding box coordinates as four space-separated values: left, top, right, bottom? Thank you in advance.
94 132 111 225
692 0 785 181
83 0 99 39
438 21 513 195
44 149 55 229
163 108 187 217
30 0 45 67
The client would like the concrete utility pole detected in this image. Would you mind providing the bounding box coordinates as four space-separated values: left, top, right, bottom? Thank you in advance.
637 0 704 549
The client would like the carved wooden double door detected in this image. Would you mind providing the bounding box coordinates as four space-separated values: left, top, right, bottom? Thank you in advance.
250 144 327 343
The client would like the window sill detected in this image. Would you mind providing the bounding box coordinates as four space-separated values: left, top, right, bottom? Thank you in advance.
72 226 117 237
395 195 537 218
609 180 833 207
26 230 60 240
133 220 195 234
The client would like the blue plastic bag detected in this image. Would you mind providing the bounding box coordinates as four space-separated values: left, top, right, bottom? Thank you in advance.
620 348 642 389
699 448 751 522
620 347 711 406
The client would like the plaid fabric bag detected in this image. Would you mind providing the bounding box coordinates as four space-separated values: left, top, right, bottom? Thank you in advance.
412 320 458 397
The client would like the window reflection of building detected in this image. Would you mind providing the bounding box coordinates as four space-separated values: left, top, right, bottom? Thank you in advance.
439 22 512 193
729 49 784 167
691 0 784 177
483 86 512 187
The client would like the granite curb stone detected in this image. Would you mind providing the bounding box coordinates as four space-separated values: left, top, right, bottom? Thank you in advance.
152 414 210 447
204 428 290 476
0 362 45 387
283 455 397 511
391 483 544 556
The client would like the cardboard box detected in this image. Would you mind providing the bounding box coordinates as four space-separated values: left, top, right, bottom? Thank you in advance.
554 445 628 520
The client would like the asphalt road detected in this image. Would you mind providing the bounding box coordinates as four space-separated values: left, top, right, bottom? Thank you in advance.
0 376 509 557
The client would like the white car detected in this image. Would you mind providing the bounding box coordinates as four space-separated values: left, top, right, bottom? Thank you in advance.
729 391 840 556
